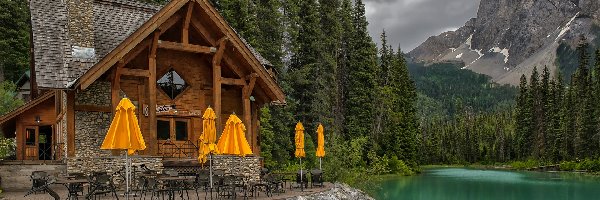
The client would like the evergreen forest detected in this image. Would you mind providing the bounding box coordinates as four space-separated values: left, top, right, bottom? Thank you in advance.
4 0 600 184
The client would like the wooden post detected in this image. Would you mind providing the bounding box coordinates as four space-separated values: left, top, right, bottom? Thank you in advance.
212 37 227 133
242 74 257 149
66 91 75 157
112 61 124 114
252 102 259 155
148 32 159 155
182 2 193 44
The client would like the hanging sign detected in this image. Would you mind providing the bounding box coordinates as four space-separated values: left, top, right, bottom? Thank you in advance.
156 105 175 113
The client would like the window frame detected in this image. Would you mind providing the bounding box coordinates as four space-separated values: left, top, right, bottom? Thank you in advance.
156 117 191 141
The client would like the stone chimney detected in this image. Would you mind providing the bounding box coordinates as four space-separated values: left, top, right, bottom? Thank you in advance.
65 0 96 59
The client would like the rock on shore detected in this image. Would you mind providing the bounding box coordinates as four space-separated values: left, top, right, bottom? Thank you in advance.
286 183 374 200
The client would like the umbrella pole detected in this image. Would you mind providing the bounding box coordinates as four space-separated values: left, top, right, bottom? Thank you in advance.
125 152 129 200
209 153 213 188
300 158 303 191
320 157 322 170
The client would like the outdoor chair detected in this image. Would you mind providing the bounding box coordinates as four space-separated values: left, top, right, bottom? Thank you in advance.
266 173 285 195
310 169 324 188
216 175 237 199
86 173 119 200
291 170 309 190
68 173 87 195
24 171 60 199
138 177 168 200
30 171 49 194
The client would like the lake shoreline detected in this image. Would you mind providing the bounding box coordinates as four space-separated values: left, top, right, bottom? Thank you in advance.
421 164 600 176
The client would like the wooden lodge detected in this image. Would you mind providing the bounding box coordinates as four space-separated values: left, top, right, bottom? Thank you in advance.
0 0 285 174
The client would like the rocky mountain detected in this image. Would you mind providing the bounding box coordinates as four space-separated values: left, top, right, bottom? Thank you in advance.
408 0 600 85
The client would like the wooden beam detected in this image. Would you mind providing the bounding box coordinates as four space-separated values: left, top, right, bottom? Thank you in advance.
158 40 217 54
242 76 256 147
222 55 245 78
79 0 188 90
121 68 150 77
66 91 75 157
212 37 227 66
123 39 152 65
221 77 246 86
212 39 227 134
112 61 124 114
182 2 194 44
190 14 216 46
159 14 182 33
148 31 160 155
74 105 112 113
252 102 259 155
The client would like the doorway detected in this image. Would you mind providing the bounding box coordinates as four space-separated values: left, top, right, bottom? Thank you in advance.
23 125 53 160
38 126 53 160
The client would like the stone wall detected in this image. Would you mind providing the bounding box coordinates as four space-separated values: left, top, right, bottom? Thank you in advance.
212 155 261 182
0 164 66 191
74 111 112 158
75 81 111 106
66 156 162 175
74 81 113 158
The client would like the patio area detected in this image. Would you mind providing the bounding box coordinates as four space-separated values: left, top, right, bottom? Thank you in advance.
1 182 333 200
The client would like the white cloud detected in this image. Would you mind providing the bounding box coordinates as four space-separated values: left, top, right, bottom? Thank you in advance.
365 0 481 52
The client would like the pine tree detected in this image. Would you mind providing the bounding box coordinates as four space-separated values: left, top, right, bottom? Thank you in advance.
344 0 379 139
215 0 259 44
0 0 30 82
287 0 323 127
333 0 354 139
255 0 284 72
515 74 531 159
594 49 600 157
319 0 342 137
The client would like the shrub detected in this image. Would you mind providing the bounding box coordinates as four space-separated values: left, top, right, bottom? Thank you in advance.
388 156 414 175
510 159 540 170
560 161 577 171
0 136 16 160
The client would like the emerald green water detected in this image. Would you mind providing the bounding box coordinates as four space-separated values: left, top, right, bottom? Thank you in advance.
372 168 600 200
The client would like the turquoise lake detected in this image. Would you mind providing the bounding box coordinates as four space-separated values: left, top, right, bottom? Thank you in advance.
372 168 600 200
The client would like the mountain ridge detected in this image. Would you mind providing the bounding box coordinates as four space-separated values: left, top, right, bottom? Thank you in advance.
408 0 600 85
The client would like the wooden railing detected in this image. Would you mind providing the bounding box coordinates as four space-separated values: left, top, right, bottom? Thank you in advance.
157 140 198 159
23 142 64 161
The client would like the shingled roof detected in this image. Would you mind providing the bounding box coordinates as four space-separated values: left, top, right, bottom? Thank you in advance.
30 0 272 89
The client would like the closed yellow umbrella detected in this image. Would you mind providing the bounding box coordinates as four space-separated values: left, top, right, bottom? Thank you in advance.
316 124 325 170
294 122 305 158
100 97 145 195
198 107 218 164
294 122 306 190
101 98 146 154
216 114 253 156
198 107 219 188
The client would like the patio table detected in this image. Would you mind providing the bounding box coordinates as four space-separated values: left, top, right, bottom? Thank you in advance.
54 179 88 200
157 176 196 200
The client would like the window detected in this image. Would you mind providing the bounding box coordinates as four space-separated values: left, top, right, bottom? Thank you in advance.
157 69 188 99
156 118 190 141
157 120 171 140
175 120 188 141
25 128 36 146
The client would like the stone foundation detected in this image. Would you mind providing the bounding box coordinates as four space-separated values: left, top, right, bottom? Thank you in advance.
66 156 163 175
212 155 261 182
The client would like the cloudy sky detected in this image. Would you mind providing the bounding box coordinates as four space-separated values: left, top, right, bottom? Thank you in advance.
365 0 481 52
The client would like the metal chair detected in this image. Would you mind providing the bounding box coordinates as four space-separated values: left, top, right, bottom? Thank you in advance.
310 169 324 188
86 173 119 200
24 171 60 199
